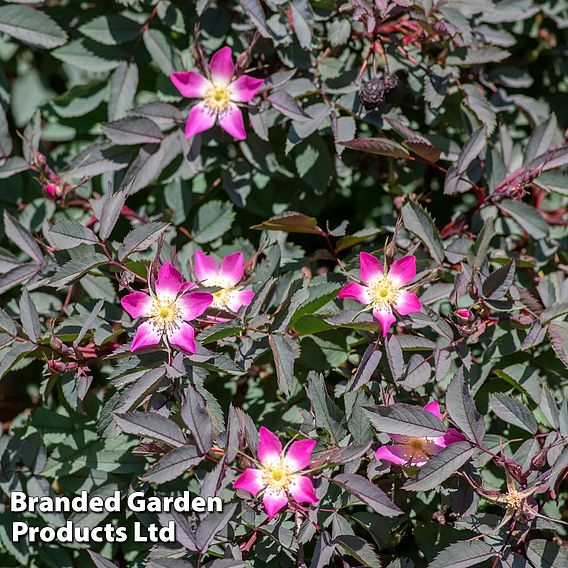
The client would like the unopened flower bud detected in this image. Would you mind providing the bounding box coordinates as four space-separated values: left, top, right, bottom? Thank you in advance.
44 183 61 199
48 360 67 374
455 308 475 323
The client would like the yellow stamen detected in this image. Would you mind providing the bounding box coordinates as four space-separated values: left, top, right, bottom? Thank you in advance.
504 490 524 509
261 459 293 492
149 296 181 330
204 83 230 113
368 276 400 309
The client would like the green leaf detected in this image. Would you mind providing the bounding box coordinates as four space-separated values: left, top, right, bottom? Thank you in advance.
490 394 538 434
65 143 132 179
109 62 139 121
192 200 235 244
333 474 402 517
0 5 67 49
306 372 346 444
499 199 548 239
3 211 43 264
49 253 109 289
446 369 486 444
139 445 202 484
143 28 179 76
102 117 162 145
52 39 121 72
347 344 381 392
401 201 444 264
365 403 447 437
79 14 140 46
49 219 98 249
340 137 410 158
429 540 496 568
19 289 40 343
526 539 568 568
114 412 186 447
118 221 168 260
252 211 323 234
404 442 476 491
269 334 298 395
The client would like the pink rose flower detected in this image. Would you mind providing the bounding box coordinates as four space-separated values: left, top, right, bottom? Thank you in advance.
337 252 422 336
170 46 264 140
121 263 213 353
233 426 319 519
193 250 254 313
375 401 464 467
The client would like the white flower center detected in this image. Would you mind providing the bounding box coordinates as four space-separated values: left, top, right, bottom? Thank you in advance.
368 276 400 309
504 490 524 509
261 459 293 492
149 295 181 331
204 83 230 113
203 275 236 309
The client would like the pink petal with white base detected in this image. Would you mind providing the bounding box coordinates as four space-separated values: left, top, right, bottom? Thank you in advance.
218 104 246 140
359 252 383 285
230 75 264 103
388 255 416 286
170 71 210 98
375 445 408 465
131 321 162 352
337 282 370 305
185 102 216 138
395 290 421 316
284 439 316 472
155 263 184 298
194 250 219 283
166 321 196 353
423 401 442 420
257 427 283 466
233 468 265 496
179 292 214 321
220 252 245 286
289 476 318 504
121 292 152 318
209 46 234 83
262 490 288 519
373 308 397 337
226 289 254 312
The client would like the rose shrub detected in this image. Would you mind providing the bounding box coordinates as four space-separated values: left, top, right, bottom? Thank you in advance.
0 1 567 567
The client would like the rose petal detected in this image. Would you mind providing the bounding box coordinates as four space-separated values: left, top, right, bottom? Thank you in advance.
262 490 288 519
359 252 383 285
284 439 317 472
288 476 318 504
218 104 246 140
258 426 282 466
395 290 421 316
337 282 370 305
155 263 184 298
220 252 245 286
443 428 466 446
423 401 442 420
185 102 216 138
229 75 264 103
388 255 416 286
170 71 210 99
209 46 234 83
121 292 152 318
372 308 397 337
131 321 162 352
233 468 265 495
179 292 214 321
166 321 196 353
194 250 219 284
225 289 254 312
375 445 408 465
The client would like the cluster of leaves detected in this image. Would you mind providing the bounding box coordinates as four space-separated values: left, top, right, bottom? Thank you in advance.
0 0 567 567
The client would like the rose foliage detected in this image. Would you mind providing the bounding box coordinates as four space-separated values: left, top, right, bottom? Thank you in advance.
0 0 568 567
